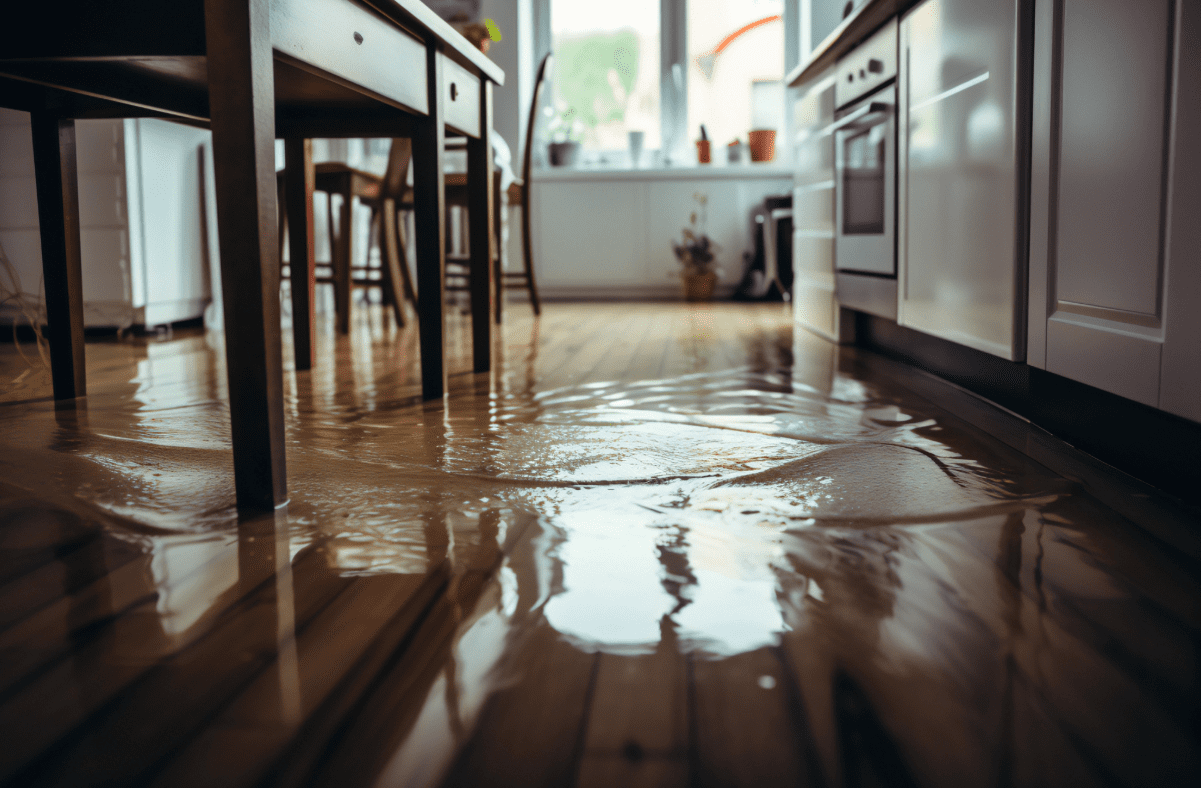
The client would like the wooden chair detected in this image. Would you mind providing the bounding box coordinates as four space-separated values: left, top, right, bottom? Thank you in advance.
276 153 415 334
497 52 553 320
371 54 552 323
279 69 551 331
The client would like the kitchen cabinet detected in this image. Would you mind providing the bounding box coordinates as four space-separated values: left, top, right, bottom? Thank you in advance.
1028 0 1201 421
791 67 839 340
898 0 1029 361
0 110 212 329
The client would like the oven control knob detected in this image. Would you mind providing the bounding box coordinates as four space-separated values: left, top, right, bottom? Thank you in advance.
847 73 854 82
859 68 866 78
868 58 884 74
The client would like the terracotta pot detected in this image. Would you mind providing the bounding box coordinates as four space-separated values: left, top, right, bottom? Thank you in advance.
682 271 718 302
696 139 711 164
748 129 777 162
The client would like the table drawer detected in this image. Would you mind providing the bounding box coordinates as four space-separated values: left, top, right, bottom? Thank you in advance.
440 53 480 137
271 0 428 115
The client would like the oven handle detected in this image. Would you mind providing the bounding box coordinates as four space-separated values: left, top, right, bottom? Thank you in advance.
821 101 893 136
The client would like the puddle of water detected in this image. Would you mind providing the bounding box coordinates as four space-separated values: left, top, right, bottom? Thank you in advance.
0 314 1197 786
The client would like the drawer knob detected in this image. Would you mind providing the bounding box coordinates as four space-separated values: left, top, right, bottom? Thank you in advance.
353 32 363 45
450 82 458 101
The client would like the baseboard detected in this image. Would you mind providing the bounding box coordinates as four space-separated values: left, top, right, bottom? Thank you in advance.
853 310 1201 508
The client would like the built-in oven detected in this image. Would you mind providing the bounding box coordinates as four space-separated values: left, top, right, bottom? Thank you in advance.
829 19 899 319
834 86 895 276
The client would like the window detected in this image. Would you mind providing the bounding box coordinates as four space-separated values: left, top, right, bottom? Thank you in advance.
539 0 790 166
549 0 661 154
687 0 785 155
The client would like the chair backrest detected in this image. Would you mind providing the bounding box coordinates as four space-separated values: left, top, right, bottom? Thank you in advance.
520 53 553 192
380 138 413 201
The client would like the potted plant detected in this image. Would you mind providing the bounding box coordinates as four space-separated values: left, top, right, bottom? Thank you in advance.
546 105 584 166
672 192 721 301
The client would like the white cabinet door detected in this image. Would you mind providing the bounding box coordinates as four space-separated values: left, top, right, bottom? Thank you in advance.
532 181 650 292
127 119 213 326
1160 1 1201 423
899 0 1026 361
791 71 839 340
1029 0 1183 409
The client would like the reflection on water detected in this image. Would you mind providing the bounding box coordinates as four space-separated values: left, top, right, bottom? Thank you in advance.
0 306 1198 787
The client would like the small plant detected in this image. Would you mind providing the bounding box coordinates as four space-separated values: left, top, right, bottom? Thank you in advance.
545 104 585 144
672 192 720 275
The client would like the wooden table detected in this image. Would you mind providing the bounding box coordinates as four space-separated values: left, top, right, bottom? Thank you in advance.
0 0 503 512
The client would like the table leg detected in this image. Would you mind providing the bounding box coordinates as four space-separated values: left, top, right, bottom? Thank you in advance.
284 137 315 370
30 113 85 401
493 169 503 325
412 46 448 400
204 0 287 512
335 175 353 335
466 81 495 373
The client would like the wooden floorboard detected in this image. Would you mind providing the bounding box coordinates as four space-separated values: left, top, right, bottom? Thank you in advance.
0 302 1197 788
440 625 600 788
691 647 814 788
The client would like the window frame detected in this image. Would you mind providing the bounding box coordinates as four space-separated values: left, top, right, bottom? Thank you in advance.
532 0 798 167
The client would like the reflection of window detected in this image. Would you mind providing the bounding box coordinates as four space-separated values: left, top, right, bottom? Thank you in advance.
687 0 784 151
550 0 661 152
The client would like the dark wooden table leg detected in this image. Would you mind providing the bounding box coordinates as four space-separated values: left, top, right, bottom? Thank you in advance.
284 137 315 371
412 45 448 400
205 0 287 512
335 174 353 335
30 113 85 401
493 169 503 325
466 81 495 373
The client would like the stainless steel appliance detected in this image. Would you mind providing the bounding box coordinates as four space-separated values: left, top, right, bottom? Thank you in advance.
831 20 898 319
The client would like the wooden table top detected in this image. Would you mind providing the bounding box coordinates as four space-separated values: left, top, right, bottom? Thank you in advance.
0 0 503 128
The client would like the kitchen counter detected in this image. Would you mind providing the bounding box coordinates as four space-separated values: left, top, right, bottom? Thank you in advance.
531 163 794 182
786 0 922 88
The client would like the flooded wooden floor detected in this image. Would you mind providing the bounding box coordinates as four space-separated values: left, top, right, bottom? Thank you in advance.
0 302 1198 787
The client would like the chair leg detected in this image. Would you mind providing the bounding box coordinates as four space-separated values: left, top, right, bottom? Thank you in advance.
370 205 389 306
277 174 287 272
335 187 353 334
394 207 418 305
284 138 315 371
324 187 337 326
379 198 407 328
520 189 541 316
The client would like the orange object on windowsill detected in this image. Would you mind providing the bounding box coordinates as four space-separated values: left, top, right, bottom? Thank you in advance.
696 139 712 164
748 130 776 162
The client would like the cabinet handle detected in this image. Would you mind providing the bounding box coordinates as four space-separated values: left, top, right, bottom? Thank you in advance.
821 101 892 136
450 83 458 101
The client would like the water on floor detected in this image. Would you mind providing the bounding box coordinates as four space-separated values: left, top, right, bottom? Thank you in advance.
0 304 1197 787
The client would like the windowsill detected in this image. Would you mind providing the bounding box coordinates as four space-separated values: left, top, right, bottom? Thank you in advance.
530 162 794 182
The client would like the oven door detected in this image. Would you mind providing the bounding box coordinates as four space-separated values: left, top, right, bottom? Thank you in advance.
833 86 895 276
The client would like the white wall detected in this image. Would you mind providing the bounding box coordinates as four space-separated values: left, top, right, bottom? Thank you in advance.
532 170 793 298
